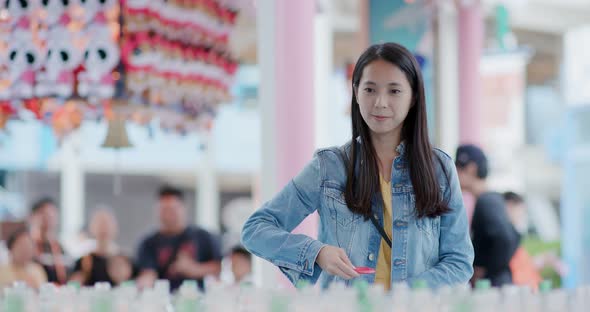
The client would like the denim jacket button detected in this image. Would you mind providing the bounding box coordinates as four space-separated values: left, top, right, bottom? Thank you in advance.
368 253 375 261
394 220 408 228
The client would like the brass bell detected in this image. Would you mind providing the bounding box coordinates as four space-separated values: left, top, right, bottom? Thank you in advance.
102 117 132 149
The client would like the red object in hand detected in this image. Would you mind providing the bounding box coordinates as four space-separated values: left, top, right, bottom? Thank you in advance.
354 267 375 275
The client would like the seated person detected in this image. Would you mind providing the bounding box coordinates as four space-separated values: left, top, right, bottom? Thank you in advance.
69 209 122 286
136 186 222 291
29 197 70 285
0 227 47 289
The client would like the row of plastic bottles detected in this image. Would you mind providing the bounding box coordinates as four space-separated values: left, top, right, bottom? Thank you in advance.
1 279 589 312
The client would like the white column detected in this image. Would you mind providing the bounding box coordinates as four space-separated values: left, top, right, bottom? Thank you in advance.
253 0 278 288
196 135 220 233
60 132 85 242
314 0 334 149
434 0 459 153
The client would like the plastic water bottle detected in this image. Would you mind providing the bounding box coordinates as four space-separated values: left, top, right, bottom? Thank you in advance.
391 282 410 312
90 282 113 312
205 284 241 311
175 280 202 312
539 280 552 294
156 279 175 311
366 283 388 312
2 287 26 312
410 280 437 312
472 279 500 312
543 289 568 312
57 284 79 312
269 290 290 312
500 285 522 312
324 283 356 312
292 286 320 312
115 281 138 312
76 287 92 312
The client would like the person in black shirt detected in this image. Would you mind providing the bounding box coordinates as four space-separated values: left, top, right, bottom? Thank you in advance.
455 144 521 287
29 197 69 285
136 186 222 291
70 209 126 286
71 254 136 287
72 253 113 286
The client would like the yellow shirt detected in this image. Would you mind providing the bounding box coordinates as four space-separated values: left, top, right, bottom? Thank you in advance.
374 175 393 290
0 262 47 289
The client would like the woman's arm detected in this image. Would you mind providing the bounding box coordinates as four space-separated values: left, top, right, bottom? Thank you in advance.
241 151 327 285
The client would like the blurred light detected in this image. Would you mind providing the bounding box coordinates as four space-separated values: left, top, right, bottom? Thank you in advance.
0 80 9 90
0 10 9 21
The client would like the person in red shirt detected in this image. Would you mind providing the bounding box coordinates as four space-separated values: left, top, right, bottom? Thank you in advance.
136 186 222 291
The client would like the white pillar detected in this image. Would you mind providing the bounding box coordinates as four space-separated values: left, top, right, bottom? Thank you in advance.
60 132 85 242
434 0 459 153
252 0 280 288
196 135 220 233
314 0 334 149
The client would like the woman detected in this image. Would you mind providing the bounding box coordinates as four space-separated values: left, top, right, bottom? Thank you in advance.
0 228 47 289
70 209 133 286
241 43 474 289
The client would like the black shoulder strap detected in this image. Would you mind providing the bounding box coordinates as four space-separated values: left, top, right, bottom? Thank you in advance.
369 213 392 249
338 144 392 249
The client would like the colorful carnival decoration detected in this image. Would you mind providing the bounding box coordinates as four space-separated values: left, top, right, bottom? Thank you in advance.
0 0 241 137
78 26 120 100
0 0 121 137
7 30 44 100
35 26 84 98
39 0 74 27
121 0 239 134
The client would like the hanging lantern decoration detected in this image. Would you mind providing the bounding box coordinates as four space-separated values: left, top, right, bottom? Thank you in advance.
121 0 240 135
0 0 240 138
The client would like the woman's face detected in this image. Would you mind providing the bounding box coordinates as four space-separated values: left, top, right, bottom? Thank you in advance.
355 59 413 140
90 211 118 242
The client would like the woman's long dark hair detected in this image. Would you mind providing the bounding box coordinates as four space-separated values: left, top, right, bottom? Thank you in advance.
343 43 449 219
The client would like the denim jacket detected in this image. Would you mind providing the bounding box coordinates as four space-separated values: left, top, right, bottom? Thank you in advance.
241 140 474 289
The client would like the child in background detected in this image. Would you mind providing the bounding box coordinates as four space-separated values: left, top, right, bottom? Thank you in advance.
504 192 543 290
230 246 252 285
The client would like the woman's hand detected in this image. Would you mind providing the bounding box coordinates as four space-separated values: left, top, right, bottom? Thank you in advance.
316 245 360 279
